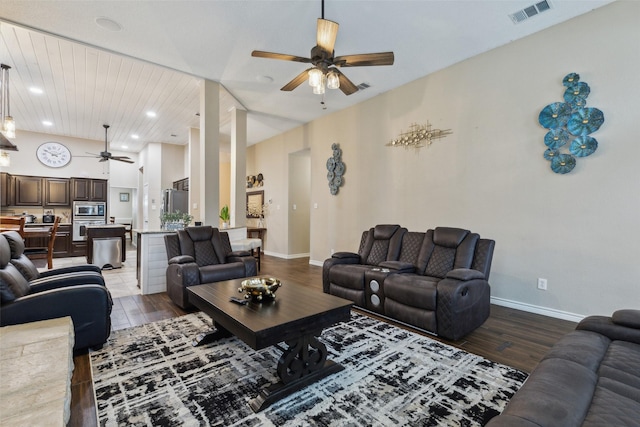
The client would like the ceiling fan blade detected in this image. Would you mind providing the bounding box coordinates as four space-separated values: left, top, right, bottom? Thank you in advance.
317 18 339 54
281 68 313 91
334 52 395 67
334 69 359 95
252 50 311 64
111 156 135 164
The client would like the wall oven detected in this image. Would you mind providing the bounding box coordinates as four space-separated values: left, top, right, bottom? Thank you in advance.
72 201 106 241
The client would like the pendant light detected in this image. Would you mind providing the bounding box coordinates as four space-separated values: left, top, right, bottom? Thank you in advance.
1 64 16 139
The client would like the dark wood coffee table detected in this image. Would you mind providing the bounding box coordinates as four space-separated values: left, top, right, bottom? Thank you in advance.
187 276 353 412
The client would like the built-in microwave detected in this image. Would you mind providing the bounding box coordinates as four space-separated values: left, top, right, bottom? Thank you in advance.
73 201 106 218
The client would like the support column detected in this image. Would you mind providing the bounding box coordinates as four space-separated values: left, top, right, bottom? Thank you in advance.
230 107 247 228
188 127 201 223
200 80 220 226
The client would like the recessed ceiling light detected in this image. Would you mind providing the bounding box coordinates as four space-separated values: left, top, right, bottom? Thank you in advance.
122 145 128 149
131 134 139 139
146 111 156 118
42 120 53 126
95 17 123 32
29 87 43 94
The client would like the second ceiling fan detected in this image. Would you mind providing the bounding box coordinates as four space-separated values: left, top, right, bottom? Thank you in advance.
251 0 394 96
87 124 134 164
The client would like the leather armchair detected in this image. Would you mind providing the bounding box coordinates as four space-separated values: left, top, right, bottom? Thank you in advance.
164 226 258 309
2 231 104 284
0 234 113 351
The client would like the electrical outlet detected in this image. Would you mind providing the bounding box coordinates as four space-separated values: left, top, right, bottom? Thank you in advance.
537 278 548 290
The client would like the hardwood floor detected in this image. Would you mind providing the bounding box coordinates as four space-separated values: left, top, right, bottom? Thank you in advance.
69 255 577 426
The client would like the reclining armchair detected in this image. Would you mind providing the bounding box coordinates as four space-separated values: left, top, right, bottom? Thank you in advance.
164 226 258 309
0 233 113 351
2 231 104 286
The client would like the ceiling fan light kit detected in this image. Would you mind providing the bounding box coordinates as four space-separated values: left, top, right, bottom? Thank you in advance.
251 0 394 98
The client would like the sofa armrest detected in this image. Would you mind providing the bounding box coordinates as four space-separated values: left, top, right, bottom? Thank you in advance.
28 271 106 293
39 265 103 278
227 250 251 259
378 261 415 273
445 268 485 281
168 255 195 265
436 277 491 340
332 251 361 261
576 310 640 344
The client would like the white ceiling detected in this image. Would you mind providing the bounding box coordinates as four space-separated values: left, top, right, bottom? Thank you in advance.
0 0 614 153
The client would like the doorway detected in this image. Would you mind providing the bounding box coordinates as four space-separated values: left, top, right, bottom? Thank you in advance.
288 149 311 257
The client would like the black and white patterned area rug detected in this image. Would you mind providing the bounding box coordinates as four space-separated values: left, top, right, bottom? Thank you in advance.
91 312 527 426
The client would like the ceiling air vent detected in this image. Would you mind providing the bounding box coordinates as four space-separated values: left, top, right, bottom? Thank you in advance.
509 0 552 24
356 82 371 91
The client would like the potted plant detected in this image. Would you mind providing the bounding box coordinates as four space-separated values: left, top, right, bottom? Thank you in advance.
219 205 230 229
161 210 193 230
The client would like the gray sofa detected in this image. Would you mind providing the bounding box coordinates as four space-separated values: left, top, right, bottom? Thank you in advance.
487 309 640 426
323 225 495 340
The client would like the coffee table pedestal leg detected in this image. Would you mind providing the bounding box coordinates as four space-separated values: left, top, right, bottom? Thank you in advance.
249 331 343 413
192 322 233 347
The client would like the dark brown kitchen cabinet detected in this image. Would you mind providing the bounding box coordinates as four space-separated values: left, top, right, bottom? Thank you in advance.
53 224 72 257
72 178 107 201
1 172 13 207
44 178 70 206
14 176 43 206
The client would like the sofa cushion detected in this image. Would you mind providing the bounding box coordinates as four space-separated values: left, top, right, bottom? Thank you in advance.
330 264 371 290
495 357 598 427
199 262 246 284
384 299 437 333
613 309 640 329
541 330 610 371
583 376 640 426
384 274 438 311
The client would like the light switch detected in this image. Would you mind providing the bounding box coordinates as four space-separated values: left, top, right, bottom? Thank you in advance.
193 203 198 209
293 204 297 210
314 203 318 209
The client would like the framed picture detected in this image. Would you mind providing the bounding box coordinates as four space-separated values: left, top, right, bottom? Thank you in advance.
246 190 264 218
119 192 130 202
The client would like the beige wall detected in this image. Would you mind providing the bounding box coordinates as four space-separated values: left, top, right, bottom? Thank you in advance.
248 1 640 319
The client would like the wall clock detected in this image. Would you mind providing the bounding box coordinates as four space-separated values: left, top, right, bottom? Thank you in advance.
36 142 72 168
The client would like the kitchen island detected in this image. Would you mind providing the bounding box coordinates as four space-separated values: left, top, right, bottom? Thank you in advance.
86 225 126 266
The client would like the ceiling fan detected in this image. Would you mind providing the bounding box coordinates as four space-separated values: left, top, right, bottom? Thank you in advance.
251 0 394 96
87 124 134 164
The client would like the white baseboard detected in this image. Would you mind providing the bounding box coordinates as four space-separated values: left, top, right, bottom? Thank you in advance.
491 297 585 323
309 259 323 267
262 251 310 260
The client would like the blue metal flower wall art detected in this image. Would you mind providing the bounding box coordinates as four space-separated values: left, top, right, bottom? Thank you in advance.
327 143 345 195
538 73 605 174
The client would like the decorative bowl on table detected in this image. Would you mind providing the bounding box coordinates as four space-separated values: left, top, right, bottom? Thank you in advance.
239 277 282 302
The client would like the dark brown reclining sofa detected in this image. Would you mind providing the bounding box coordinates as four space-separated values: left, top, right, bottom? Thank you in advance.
323 224 495 340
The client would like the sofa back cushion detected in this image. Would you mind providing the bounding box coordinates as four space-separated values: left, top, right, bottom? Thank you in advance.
359 225 405 266
178 227 221 267
2 231 41 281
0 235 30 299
420 227 479 278
398 231 426 268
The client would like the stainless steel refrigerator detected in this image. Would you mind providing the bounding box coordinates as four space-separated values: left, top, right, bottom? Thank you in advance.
162 189 188 215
